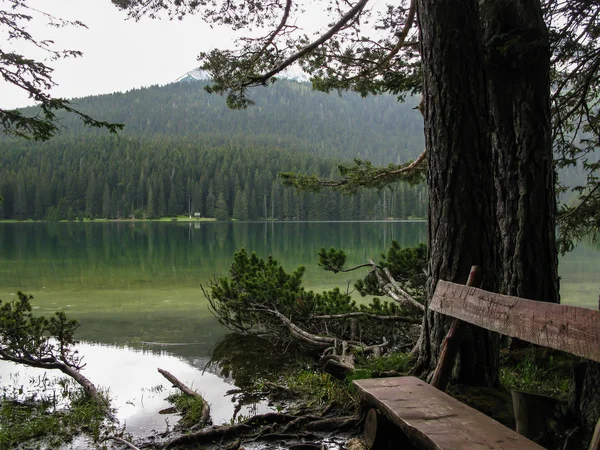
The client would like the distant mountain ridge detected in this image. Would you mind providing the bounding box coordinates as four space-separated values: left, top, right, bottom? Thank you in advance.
174 69 210 83
0 78 428 221
56 77 425 165
175 67 311 85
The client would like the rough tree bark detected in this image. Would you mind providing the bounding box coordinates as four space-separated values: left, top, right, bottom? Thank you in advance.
416 0 561 388
481 0 560 305
416 0 500 386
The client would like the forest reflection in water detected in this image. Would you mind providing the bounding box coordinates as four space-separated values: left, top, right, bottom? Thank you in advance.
0 221 598 439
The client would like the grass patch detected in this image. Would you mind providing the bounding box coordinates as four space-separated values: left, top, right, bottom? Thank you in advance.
500 347 574 398
280 370 358 411
166 392 207 427
0 388 106 449
349 351 413 382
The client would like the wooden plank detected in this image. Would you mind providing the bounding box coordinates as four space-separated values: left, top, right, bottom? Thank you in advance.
430 281 600 362
353 377 543 450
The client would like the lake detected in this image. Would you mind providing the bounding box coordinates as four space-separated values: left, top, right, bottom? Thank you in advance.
0 221 598 440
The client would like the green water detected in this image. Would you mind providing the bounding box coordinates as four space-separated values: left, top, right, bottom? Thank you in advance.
0 221 598 439
0 221 597 346
0 221 427 347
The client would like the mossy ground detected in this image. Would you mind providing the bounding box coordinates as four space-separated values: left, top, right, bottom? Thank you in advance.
0 388 107 449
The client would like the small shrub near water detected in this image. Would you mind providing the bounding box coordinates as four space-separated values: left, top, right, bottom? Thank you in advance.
0 388 106 449
166 392 207 427
349 351 413 383
281 370 359 411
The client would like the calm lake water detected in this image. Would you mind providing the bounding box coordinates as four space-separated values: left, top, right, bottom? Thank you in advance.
0 221 598 440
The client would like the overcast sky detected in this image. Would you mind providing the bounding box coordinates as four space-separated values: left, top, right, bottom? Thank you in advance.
2 0 329 109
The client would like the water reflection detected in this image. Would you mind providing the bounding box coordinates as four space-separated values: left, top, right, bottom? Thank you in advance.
0 341 274 438
208 334 311 390
0 221 426 302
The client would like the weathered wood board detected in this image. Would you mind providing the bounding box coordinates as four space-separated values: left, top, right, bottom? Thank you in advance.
353 376 543 450
430 281 600 363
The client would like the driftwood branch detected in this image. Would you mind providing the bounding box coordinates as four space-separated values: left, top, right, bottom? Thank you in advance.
158 368 210 426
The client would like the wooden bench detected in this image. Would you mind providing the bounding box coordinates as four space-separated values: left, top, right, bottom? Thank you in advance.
353 279 600 450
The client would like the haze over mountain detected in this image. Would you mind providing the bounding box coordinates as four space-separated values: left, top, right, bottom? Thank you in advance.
0 79 428 221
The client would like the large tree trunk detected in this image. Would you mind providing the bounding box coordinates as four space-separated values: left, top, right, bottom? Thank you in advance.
481 0 560 304
416 0 500 386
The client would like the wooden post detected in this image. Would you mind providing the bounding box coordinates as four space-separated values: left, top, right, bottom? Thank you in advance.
430 265 479 390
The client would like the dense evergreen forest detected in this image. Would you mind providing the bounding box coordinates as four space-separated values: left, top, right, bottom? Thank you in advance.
0 79 427 221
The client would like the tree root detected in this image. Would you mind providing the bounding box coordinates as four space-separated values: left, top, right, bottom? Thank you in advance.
163 412 360 449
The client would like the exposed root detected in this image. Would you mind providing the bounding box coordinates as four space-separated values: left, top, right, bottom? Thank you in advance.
163 412 360 449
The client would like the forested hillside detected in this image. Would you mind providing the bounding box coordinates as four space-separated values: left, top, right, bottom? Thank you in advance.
52 79 426 165
0 79 427 221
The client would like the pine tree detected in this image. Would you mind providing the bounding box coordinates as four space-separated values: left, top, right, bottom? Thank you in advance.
167 183 178 217
102 183 111 218
205 187 216 218
13 175 27 220
232 189 249 220
147 184 156 219
56 197 69 220
214 192 229 220
85 174 97 218
158 182 167 218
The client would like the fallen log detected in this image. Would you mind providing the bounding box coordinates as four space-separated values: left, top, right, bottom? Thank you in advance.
158 368 210 427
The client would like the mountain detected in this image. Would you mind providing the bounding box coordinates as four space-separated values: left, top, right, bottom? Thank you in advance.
0 79 428 221
174 69 210 83
55 78 425 165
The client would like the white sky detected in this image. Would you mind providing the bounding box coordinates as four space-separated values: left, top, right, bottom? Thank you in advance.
1 0 328 109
